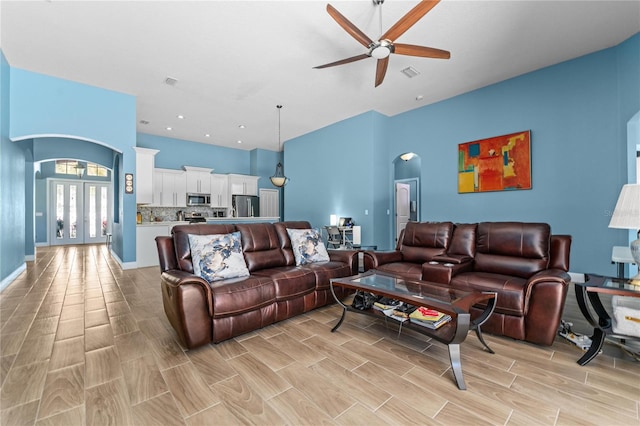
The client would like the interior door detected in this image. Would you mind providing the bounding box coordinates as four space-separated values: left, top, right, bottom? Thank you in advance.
395 182 411 244
83 183 111 244
50 180 84 245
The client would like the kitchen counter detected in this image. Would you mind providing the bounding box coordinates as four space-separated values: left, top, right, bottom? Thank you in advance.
136 217 280 227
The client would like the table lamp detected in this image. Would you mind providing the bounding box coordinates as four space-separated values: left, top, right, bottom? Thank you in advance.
608 183 640 283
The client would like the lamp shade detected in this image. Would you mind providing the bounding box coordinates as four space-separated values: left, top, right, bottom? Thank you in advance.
609 184 640 230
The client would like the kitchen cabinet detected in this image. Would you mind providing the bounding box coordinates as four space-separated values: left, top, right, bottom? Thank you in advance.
210 173 229 207
152 168 187 207
228 174 259 196
184 166 212 194
133 147 159 204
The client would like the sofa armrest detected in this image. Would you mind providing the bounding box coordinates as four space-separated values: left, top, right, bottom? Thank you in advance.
363 251 403 271
160 270 214 349
523 269 571 345
328 249 359 275
432 254 474 264
422 260 474 284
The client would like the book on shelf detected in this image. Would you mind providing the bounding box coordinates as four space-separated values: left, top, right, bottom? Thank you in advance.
410 314 452 329
409 307 452 329
409 307 445 321
373 297 402 311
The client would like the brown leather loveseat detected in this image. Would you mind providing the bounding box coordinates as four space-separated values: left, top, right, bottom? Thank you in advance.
156 221 357 349
363 221 572 346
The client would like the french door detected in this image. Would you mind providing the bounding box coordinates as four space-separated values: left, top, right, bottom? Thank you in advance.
50 180 111 245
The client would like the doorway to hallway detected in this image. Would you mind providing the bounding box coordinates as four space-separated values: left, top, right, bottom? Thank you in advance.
49 180 111 245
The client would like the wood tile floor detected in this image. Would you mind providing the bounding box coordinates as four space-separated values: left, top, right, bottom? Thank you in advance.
0 245 638 425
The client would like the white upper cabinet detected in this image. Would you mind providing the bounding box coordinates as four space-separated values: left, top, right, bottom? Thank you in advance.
228 174 259 196
184 166 212 194
133 147 159 204
210 174 229 207
152 168 187 207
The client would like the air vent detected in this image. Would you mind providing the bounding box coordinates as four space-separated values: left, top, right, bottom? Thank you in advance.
401 66 420 78
164 76 178 86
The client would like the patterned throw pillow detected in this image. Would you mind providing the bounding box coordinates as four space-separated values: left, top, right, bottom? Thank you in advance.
286 228 330 266
188 232 250 282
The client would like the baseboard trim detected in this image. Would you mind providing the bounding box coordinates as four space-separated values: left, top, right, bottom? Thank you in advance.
1 263 27 293
109 250 137 270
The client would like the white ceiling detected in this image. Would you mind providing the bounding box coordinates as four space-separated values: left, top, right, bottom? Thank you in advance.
1 0 639 151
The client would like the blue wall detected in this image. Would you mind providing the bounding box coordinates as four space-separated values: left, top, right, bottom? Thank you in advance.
285 111 386 247
285 34 640 275
0 52 27 290
9 68 137 265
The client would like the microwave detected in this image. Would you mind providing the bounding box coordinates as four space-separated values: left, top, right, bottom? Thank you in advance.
186 193 210 206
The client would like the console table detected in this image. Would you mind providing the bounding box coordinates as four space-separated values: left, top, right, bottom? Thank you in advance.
574 273 640 365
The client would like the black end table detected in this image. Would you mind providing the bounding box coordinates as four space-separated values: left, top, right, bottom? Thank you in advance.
574 274 640 365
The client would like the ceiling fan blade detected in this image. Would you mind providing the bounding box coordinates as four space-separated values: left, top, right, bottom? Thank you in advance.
381 0 440 42
375 57 389 87
394 43 450 59
326 4 373 48
314 54 370 69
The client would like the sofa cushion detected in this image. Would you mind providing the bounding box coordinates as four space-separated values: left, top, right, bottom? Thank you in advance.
376 262 423 282
286 228 330 265
210 275 275 318
274 221 313 266
252 267 317 301
401 222 453 263
188 232 250 282
474 222 550 279
236 223 287 271
451 271 527 316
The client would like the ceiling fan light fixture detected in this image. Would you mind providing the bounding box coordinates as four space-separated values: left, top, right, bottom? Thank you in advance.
370 40 392 59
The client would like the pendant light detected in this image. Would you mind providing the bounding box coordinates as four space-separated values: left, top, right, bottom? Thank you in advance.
270 105 289 187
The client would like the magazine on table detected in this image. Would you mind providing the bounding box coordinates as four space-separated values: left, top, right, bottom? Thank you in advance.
409 307 452 329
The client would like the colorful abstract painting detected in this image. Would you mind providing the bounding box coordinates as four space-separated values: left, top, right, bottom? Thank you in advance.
458 131 531 193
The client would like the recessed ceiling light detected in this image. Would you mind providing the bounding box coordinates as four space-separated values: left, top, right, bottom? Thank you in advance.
238 125 245 129
139 120 149 125
205 134 210 137
177 115 185 119
164 76 178 86
237 140 242 144
416 95 424 101
166 127 172 131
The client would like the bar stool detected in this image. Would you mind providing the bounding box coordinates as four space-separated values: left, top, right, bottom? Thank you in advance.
105 232 112 248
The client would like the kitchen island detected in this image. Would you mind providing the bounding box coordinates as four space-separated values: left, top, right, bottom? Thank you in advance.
136 217 280 268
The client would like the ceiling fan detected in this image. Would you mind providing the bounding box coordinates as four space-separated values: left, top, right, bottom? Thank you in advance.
314 0 450 87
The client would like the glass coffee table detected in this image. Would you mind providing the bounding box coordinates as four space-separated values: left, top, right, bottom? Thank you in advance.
330 270 497 390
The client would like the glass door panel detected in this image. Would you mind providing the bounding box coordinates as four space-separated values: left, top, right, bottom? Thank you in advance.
51 180 83 245
84 183 111 244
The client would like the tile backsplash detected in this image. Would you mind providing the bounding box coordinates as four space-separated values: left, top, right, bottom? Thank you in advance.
137 206 226 222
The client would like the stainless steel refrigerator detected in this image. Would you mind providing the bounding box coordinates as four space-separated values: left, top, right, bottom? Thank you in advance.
232 195 260 217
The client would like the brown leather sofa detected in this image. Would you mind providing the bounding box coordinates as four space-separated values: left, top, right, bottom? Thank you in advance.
363 221 572 346
155 221 358 349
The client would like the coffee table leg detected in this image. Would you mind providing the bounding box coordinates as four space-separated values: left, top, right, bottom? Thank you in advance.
475 326 495 354
331 307 347 332
448 344 466 390
330 282 347 332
